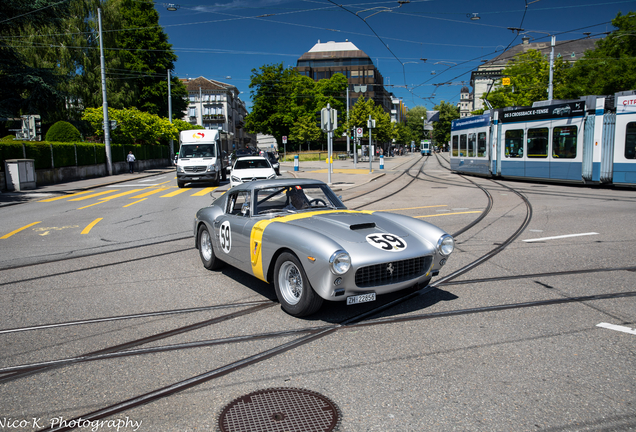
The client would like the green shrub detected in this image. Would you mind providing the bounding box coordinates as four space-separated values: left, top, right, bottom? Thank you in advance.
45 121 82 142
24 142 53 169
53 143 77 167
1 135 17 142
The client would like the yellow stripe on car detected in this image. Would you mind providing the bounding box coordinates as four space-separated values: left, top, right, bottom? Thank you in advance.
249 209 374 282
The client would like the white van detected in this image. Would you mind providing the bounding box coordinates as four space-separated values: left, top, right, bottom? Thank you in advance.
176 130 228 188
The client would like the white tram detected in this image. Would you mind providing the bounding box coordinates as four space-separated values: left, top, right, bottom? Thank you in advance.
450 90 636 186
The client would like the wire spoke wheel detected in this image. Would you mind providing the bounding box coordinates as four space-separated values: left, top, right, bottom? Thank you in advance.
278 261 303 305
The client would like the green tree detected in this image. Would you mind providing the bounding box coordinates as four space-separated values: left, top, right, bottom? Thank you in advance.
562 11 636 98
82 107 178 144
432 101 459 146
485 50 569 108
0 0 71 118
245 64 348 150
405 106 428 143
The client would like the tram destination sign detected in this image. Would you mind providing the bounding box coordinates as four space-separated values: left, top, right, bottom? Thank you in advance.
501 101 584 123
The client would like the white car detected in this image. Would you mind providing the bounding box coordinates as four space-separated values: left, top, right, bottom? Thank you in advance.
230 156 277 188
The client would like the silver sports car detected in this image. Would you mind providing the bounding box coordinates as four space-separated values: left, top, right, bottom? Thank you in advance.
194 178 454 317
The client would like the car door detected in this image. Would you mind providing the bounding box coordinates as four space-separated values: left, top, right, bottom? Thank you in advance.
213 189 253 271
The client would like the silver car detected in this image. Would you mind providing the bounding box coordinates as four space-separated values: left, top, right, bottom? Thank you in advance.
194 178 454 317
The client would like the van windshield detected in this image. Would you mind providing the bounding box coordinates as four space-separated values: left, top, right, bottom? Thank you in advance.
179 144 216 158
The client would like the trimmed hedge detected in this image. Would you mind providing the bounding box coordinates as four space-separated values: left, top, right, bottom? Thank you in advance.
45 121 82 142
1 141 168 171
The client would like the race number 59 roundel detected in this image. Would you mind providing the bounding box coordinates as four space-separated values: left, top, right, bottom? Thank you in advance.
220 221 231 253
366 233 407 252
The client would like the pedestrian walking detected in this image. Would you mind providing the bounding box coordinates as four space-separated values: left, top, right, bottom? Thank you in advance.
127 151 136 173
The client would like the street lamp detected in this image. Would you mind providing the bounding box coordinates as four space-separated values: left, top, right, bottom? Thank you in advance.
165 3 179 11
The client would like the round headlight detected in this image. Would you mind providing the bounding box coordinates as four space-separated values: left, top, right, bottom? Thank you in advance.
437 234 454 256
329 250 351 275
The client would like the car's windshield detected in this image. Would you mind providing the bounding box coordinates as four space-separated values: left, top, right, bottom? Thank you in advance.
234 159 271 170
179 144 216 158
254 185 344 215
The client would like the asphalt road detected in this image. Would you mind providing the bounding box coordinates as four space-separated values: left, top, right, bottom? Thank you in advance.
0 154 634 431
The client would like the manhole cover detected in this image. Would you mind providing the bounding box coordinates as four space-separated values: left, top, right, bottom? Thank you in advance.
218 387 341 432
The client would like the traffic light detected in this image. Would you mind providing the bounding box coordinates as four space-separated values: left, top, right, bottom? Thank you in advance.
33 115 42 141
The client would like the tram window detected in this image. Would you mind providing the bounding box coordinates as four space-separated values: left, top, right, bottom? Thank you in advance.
625 122 636 159
527 128 548 158
459 134 467 157
467 133 476 157
553 126 577 158
452 135 458 157
505 129 524 158
477 132 487 157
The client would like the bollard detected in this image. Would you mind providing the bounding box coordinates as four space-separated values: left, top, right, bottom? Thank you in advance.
294 155 299 171
379 155 384 169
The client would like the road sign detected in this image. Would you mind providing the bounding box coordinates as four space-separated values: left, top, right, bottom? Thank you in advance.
356 127 363 138
282 136 287 144
502 77 511 86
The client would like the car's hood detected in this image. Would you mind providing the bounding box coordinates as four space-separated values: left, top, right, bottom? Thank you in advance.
285 211 412 243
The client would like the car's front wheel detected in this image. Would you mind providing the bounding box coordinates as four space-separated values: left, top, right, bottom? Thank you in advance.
273 252 323 317
198 225 223 270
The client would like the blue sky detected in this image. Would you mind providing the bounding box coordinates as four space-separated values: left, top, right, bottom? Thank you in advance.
154 0 633 111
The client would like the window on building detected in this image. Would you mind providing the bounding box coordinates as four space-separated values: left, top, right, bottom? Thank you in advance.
188 107 196 117
189 95 196 103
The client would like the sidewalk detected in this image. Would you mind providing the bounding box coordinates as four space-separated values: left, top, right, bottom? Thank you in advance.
0 154 421 207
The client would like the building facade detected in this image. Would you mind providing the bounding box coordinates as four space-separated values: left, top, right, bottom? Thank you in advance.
458 86 473 118
470 37 599 111
181 77 255 150
295 40 393 114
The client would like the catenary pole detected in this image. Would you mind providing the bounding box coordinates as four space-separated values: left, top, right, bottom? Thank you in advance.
98 8 113 175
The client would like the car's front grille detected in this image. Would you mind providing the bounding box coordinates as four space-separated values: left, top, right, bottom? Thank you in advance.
185 166 207 173
355 256 433 288
241 177 268 182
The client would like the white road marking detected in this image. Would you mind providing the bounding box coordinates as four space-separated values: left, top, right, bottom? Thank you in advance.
523 232 599 243
596 323 636 335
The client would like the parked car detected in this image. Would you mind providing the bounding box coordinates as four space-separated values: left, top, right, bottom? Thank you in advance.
229 156 277 188
193 178 454 317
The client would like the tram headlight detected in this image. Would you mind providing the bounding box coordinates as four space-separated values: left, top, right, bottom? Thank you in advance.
437 234 454 256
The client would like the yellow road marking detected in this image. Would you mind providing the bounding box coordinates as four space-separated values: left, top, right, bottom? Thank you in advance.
98 189 145 200
161 189 190 197
156 180 173 186
130 188 170 198
191 187 217 196
38 191 93 202
124 198 147 207
81 218 103 234
69 190 118 201
77 201 105 210
415 211 481 218
382 205 447 212
1 221 42 239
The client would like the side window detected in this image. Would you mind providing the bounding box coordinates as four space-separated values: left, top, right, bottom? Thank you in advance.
477 132 487 157
527 127 548 158
625 122 636 159
452 135 458 157
227 192 250 216
467 133 475 157
459 134 467 157
553 126 577 158
505 129 524 158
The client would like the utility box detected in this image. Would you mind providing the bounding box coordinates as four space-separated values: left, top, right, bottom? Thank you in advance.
4 159 36 191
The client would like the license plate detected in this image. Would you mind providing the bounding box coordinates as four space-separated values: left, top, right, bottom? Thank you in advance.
346 293 376 305
191 177 199 180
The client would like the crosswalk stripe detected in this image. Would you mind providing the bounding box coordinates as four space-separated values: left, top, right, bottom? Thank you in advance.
129 188 171 198
161 189 190 197
38 191 94 202
190 187 217 196
69 191 118 201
